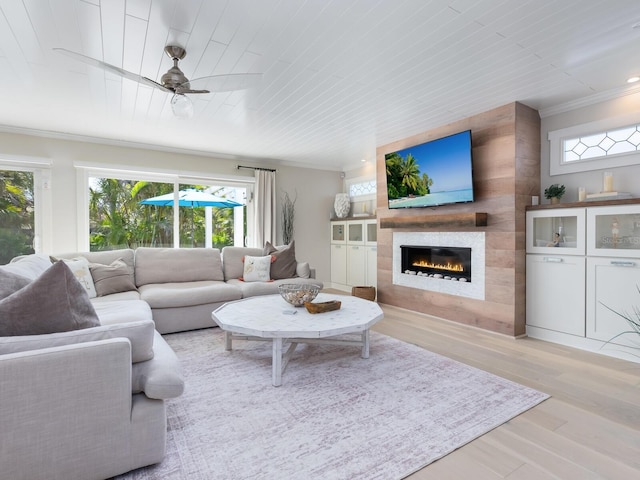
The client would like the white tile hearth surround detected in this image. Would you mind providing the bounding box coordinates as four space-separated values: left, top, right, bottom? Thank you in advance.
393 232 486 300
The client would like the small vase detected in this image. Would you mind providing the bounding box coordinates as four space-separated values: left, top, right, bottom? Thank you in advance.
334 193 351 218
550 197 560 205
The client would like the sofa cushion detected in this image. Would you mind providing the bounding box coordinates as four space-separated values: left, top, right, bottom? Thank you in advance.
221 246 263 281
296 262 311 279
2 253 52 280
0 318 155 363
242 255 274 282
0 261 100 336
91 299 153 326
89 259 138 296
263 241 297 279
134 247 224 286
138 281 242 308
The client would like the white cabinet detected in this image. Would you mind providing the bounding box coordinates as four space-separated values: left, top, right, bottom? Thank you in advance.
330 218 377 291
526 254 585 336
586 256 640 347
526 202 640 362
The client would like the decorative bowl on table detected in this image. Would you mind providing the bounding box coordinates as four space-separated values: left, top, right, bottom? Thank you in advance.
278 284 321 307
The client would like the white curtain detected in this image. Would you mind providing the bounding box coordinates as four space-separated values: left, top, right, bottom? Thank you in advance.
252 169 276 247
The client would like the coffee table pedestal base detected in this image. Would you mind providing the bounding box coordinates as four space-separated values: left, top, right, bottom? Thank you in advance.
224 330 371 386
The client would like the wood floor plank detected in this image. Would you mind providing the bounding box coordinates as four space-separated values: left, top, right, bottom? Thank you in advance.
341 294 640 479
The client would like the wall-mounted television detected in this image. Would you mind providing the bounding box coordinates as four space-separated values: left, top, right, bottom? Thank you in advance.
385 130 474 209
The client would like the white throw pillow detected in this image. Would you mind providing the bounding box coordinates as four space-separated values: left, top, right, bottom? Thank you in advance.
242 255 273 282
60 257 97 298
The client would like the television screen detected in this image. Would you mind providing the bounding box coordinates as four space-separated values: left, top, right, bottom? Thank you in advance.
385 130 474 209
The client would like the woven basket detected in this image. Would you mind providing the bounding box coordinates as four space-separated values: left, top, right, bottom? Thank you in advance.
351 286 376 301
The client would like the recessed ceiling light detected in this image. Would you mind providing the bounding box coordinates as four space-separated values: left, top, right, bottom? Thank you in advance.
361 158 367 163
627 76 640 84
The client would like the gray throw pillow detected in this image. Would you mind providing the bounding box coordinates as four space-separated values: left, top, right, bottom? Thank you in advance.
0 261 100 336
0 270 31 300
89 259 138 297
263 240 297 279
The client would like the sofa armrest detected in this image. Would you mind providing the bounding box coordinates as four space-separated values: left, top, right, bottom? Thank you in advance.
0 339 134 480
131 331 184 400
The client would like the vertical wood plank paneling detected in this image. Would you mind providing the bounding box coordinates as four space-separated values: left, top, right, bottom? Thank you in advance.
376 101 540 337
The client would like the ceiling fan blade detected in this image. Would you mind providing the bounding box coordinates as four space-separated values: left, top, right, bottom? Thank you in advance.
185 73 263 93
53 48 171 93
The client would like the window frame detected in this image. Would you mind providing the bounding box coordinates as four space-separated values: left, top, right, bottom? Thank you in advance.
0 155 52 254
549 112 640 176
75 162 253 251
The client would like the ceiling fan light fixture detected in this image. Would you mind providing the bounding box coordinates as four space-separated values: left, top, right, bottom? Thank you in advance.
171 93 194 118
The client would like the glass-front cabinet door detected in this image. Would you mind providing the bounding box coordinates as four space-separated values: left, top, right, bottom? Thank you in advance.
526 208 586 255
587 204 640 257
347 221 364 245
331 221 346 244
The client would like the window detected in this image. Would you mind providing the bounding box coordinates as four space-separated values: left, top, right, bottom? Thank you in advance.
348 179 376 198
549 114 640 176
78 164 249 251
0 157 52 264
0 169 34 263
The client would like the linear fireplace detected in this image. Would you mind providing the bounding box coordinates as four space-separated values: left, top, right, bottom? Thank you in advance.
401 245 472 282
393 232 485 300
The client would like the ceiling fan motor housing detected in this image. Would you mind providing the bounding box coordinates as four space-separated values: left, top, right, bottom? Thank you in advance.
161 46 189 91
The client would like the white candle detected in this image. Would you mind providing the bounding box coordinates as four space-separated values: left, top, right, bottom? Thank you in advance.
603 172 613 192
578 187 586 201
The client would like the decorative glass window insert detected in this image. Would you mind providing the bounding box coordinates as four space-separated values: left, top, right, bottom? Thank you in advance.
563 124 640 162
348 179 376 198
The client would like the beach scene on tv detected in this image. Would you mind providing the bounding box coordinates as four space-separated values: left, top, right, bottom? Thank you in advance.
385 131 474 209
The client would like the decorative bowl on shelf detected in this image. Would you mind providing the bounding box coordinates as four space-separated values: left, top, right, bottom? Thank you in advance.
278 284 321 307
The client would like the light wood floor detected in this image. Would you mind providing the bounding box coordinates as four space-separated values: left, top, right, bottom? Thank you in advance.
370 301 640 479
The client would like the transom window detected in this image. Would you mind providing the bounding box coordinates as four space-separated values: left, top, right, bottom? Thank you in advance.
348 179 376 198
549 115 640 176
563 124 640 162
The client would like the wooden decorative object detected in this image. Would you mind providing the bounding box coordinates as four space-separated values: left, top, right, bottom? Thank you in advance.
351 286 376 301
304 300 341 314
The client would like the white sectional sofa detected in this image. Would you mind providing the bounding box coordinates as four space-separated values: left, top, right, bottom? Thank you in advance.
0 244 321 479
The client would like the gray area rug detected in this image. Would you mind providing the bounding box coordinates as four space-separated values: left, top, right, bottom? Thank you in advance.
118 328 549 480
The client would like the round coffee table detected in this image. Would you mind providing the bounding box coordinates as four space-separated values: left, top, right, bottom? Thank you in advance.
212 293 384 386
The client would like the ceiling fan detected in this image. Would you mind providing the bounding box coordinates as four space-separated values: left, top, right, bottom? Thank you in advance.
53 45 262 118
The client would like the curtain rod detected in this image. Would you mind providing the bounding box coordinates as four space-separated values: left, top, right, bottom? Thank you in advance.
236 165 276 172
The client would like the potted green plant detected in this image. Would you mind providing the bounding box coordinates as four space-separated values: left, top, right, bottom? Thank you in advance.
544 184 565 204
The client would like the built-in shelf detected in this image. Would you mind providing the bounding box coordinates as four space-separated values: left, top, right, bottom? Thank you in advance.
380 212 488 229
526 197 640 210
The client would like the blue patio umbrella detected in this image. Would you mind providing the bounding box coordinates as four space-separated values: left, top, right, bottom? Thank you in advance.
140 189 243 247
139 189 243 208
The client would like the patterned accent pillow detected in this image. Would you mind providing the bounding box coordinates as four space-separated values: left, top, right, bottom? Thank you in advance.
52 257 97 298
242 255 274 282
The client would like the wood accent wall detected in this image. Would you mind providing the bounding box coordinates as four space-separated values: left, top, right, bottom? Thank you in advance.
376 102 540 337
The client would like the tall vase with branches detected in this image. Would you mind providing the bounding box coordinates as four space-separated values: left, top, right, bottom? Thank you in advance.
282 190 296 245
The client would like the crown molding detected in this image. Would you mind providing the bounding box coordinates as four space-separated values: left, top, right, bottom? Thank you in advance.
0 124 342 172
539 83 640 118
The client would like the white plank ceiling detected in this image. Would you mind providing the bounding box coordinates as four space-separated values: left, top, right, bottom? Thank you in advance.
1 0 640 170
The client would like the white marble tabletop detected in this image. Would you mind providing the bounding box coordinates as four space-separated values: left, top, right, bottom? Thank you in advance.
212 293 383 338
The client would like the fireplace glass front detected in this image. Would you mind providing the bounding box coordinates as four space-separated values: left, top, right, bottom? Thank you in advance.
400 245 472 282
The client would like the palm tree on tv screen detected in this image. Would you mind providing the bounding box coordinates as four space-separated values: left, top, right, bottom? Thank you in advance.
385 153 433 199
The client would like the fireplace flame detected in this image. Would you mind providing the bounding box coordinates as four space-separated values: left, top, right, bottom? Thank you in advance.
412 259 464 273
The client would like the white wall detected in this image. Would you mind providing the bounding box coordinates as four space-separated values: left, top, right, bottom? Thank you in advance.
0 131 342 282
540 92 640 203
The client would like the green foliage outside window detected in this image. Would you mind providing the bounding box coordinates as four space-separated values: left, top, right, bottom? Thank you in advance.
89 178 242 251
0 171 34 264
